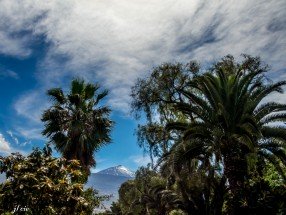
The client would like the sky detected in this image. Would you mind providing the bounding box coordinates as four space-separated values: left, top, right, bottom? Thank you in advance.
0 0 286 172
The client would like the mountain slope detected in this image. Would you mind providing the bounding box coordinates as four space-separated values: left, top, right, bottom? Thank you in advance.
96 165 135 177
86 165 134 209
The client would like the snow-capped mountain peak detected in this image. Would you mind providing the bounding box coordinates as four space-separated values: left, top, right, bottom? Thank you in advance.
97 165 135 178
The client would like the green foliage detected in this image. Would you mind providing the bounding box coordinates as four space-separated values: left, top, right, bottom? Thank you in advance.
169 209 187 215
109 201 122 214
263 161 285 187
0 146 101 214
130 55 286 214
131 62 197 168
42 78 114 173
83 188 111 214
115 167 184 215
131 61 199 121
223 180 286 214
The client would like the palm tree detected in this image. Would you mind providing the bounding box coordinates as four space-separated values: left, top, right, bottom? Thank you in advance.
42 78 113 172
160 142 227 215
167 55 286 213
133 184 184 215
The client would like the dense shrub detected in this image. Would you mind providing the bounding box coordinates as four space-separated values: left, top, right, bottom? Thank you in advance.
0 145 100 215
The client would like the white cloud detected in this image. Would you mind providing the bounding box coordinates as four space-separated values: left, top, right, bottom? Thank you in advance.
0 0 285 132
0 32 31 57
0 133 12 154
14 90 48 123
0 132 31 155
6 130 19 145
6 130 32 147
130 154 151 167
15 126 45 141
0 68 19 79
21 140 31 147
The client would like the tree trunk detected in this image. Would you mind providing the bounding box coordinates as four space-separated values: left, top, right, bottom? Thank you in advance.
223 151 247 215
176 179 197 215
211 176 226 215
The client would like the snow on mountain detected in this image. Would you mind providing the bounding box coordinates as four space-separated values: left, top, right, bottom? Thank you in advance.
86 165 135 209
96 165 135 178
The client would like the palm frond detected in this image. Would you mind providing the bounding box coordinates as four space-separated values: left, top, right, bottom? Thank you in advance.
47 88 66 104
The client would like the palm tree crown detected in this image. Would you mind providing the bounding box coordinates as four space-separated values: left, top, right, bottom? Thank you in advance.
166 55 286 212
42 78 113 171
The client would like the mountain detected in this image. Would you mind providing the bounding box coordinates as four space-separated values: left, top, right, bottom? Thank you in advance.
96 165 135 177
0 174 5 183
86 165 135 210
86 165 134 196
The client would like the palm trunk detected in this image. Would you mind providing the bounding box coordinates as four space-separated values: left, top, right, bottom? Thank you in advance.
176 178 197 215
211 176 226 215
223 152 247 215
149 149 154 169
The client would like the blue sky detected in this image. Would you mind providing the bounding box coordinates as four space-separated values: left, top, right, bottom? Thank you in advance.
0 0 285 172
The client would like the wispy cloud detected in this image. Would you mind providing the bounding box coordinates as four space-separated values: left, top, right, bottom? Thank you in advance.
6 130 32 147
0 132 29 156
14 90 48 124
0 68 19 79
0 0 285 137
0 133 12 154
21 140 31 147
6 130 19 145
15 126 45 141
0 132 31 156
129 154 151 167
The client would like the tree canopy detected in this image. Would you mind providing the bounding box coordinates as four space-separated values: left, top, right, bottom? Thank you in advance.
0 145 102 214
42 78 114 173
123 55 286 214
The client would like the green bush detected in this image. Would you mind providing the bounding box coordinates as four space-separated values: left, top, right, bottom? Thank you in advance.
0 145 100 215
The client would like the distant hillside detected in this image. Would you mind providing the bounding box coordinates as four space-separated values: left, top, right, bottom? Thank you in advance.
96 165 135 177
0 174 5 183
87 173 131 198
86 165 134 210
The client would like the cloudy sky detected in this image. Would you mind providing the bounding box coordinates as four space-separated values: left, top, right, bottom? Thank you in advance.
0 0 285 171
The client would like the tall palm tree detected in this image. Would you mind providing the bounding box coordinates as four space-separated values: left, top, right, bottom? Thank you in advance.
42 78 113 172
167 55 286 213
